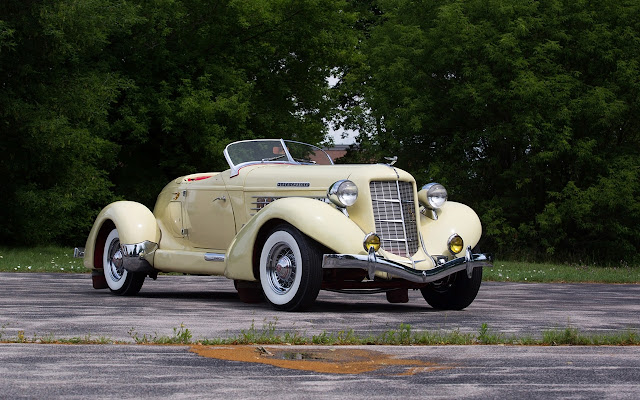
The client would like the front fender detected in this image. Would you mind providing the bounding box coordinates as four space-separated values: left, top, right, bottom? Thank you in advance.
420 201 482 258
224 197 367 280
83 201 161 269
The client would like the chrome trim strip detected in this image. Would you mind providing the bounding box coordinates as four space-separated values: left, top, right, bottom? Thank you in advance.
322 252 492 284
392 180 411 257
251 196 329 212
419 231 438 266
204 253 226 262
120 241 158 273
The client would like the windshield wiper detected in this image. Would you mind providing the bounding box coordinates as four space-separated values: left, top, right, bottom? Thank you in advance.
261 154 287 162
293 158 316 164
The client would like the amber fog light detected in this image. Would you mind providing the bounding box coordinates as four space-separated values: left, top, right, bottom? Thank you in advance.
447 234 464 254
363 232 381 252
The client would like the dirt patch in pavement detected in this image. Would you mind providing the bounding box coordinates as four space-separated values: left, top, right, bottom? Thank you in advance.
190 345 453 375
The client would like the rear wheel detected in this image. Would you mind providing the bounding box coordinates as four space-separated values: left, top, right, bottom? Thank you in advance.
259 224 322 311
103 228 145 296
420 267 482 310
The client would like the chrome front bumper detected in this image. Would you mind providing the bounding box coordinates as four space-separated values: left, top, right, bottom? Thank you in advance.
322 248 492 284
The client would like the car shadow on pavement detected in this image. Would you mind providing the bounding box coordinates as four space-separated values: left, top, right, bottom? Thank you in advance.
311 300 438 313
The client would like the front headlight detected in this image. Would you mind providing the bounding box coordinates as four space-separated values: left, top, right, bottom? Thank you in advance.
327 180 358 207
419 182 448 209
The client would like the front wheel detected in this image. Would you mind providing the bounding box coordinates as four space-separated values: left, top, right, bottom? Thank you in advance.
259 225 322 311
420 267 482 310
103 228 145 296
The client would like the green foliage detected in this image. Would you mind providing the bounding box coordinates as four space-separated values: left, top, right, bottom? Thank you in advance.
2 0 639 265
0 0 136 244
0 0 357 245
542 326 589 346
338 0 640 264
128 323 193 344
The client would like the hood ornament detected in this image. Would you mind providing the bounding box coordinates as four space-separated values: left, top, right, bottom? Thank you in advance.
384 156 398 166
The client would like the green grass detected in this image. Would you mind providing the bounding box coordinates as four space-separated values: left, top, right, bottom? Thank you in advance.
1 322 638 346
1 246 638 283
0 246 86 273
483 260 640 283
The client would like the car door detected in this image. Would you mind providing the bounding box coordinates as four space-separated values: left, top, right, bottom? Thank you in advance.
182 175 236 250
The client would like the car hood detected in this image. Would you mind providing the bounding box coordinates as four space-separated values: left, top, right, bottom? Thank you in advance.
237 163 415 191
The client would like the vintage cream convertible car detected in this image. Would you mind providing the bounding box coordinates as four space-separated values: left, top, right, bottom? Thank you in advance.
80 139 492 311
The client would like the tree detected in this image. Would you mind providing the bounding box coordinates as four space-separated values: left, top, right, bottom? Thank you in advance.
0 0 358 245
106 0 358 206
0 0 138 244
339 0 640 263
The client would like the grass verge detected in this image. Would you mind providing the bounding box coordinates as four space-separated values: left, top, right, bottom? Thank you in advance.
483 260 640 283
1 322 638 346
0 246 84 273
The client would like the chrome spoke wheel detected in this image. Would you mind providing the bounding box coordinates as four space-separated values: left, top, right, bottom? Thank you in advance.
266 243 297 295
106 237 125 283
103 229 129 291
102 227 145 295
259 225 322 311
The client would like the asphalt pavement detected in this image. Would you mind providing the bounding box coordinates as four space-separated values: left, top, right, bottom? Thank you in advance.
0 272 639 399
1 272 638 340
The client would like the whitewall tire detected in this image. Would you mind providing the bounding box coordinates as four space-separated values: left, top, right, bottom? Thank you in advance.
259 225 322 311
102 228 145 296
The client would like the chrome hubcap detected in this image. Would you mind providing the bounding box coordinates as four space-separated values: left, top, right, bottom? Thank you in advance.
275 255 293 281
107 239 124 281
267 243 296 294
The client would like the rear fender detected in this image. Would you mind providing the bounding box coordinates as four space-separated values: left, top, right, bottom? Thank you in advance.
83 201 161 270
225 197 366 281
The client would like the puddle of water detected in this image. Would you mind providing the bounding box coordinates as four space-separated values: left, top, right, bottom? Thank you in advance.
282 352 322 360
190 345 453 375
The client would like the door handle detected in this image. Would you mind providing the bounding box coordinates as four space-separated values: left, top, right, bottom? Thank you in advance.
213 196 226 202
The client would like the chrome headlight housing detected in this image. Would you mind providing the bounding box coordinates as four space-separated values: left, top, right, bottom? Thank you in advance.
418 182 448 210
327 180 358 207
363 232 381 252
447 233 464 255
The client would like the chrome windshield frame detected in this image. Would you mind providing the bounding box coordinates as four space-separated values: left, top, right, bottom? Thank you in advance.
224 139 334 176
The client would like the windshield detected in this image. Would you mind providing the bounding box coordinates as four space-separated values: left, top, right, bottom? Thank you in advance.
224 139 333 175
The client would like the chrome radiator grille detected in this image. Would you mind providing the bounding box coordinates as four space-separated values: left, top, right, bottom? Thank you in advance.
370 181 418 257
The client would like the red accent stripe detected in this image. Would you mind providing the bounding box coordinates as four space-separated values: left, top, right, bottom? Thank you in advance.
188 176 213 181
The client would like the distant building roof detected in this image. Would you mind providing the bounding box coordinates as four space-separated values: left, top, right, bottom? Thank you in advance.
324 144 351 162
